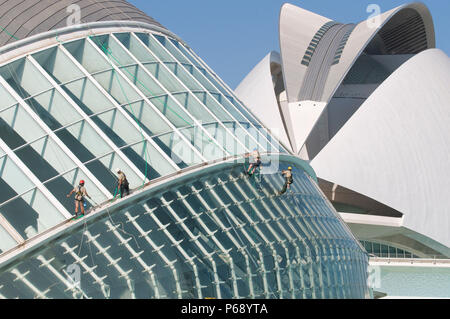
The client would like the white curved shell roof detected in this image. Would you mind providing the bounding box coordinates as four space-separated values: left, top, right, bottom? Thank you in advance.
279 4 331 104
311 48 450 248
235 51 292 149
236 2 449 252
321 2 435 105
279 2 435 105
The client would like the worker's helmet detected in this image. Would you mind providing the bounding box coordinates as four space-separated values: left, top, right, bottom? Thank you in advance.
116 168 121 173
288 167 292 170
79 180 85 185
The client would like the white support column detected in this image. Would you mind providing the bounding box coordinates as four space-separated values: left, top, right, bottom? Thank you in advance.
0 213 24 244
0 77 112 199
27 55 148 184
120 33 249 154
85 36 208 163
0 138 72 219
152 34 280 151
57 44 179 171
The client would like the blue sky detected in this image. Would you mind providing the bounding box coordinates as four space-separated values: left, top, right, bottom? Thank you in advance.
129 0 449 89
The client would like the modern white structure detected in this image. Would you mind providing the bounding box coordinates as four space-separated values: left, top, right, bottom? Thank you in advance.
0 1 369 298
236 2 450 297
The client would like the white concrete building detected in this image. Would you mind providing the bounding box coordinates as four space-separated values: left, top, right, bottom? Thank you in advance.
236 2 450 298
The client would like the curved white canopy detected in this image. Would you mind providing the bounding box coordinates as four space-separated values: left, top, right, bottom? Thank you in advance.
311 49 450 249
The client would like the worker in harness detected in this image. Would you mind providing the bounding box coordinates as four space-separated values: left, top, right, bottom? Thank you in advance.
245 148 261 176
116 168 130 198
278 167 294 195
67 180 92 217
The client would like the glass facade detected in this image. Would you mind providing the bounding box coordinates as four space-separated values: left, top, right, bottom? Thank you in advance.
0 30 286 245
0 26 368 299
0 159 369 299
361 240 420 259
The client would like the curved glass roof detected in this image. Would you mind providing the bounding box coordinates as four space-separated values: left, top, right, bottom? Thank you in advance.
0 28 286 245
0 157 369 298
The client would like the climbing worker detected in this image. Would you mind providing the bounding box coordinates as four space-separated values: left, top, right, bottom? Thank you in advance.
116 168 130 198
67 180 91 217
245 148 261 176
278 167 294 195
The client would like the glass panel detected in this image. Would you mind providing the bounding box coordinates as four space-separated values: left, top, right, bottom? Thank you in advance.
143 62 185 93
135 33 175 62
164 62 203 91
148 94 193 128
60 120 112 160
92 69 141 106
183 63 219 93
115 33 158 63
92 108 142 147
172 92 215 123
256 126 285 153
121 99 171 136
209 92 247 123
90 34 135 66
223 121 259 151
120 64 166 97
169 38 204 69
0 187 65 239
153 132 202 168
85 151 141 192
0 82 19 112
14 135 76 182
0 224 17 253
179 125 225 160
62 77 116 115
153 34 190 64
165 38 269 129
162 36 284 153
0 104 46 150
192 92 233 122
30 88 82 128
32 46 84 84
122 140 176 179
0 155 35 204
0 58 52 99
202 122 246 156
64 38 111 74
